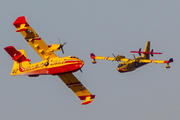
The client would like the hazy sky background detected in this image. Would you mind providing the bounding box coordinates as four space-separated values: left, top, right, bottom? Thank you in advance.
0 1 180 120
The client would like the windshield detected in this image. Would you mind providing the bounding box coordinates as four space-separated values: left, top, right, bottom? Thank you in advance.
70 56 79 59
118 63 125 68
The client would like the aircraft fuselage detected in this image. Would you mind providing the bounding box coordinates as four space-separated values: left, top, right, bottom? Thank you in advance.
117 60 147 73
11 56 84 76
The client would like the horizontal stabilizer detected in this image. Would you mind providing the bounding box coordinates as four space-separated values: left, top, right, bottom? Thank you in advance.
130 48 162 57
4 46 30 62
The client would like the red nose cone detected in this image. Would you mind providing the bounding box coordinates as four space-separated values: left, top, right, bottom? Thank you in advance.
79 60 84 68
71 60 84 72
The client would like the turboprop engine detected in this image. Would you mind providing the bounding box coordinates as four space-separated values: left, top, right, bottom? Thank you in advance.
48 44 61 52
115 55 125 61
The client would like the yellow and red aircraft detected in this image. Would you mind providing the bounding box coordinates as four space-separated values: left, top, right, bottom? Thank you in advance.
90 41 173 73
4 16 95 105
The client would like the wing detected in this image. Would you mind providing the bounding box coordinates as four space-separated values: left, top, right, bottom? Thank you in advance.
139 58 173 68
139 59 170 64
91 54 116 61
58 73 95 105
90 53 129 63
13 16 57 60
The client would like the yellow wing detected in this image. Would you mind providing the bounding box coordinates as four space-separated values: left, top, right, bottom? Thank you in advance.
139 59 169 64
139 58 173 68
13 16 57 60
90 53 129 63
58 73 95 105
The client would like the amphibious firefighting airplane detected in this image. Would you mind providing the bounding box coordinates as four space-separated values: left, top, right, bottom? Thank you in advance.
4 16 95 105
90 41 173 73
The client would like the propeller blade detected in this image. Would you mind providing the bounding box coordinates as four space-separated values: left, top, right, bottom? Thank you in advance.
112 53 116 58
62 42 66 46
112 53 119 62
133 54 136 59
61 47 64 54
133 54 138 68
58 38 66 54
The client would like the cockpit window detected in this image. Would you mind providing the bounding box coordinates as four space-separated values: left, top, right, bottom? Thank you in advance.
70 56 79 59
118 63 125 67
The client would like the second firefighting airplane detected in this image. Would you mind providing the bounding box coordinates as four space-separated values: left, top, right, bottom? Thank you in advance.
90 41 173 73
4 16 95 105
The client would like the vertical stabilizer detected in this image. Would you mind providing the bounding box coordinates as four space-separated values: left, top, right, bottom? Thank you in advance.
4 46 30 76
142 41 150 59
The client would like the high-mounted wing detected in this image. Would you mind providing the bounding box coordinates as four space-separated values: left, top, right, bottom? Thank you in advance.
139 58 173 68
91 53 115 61
13 16 57 60
90 53 129 63
58 73 95 105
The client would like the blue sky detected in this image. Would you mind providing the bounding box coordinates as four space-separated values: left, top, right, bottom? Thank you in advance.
0 1 180 120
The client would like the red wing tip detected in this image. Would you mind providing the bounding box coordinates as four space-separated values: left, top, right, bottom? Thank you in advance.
13 16 29 28
90 53 95 59
13 16 26 24
4 46 14 50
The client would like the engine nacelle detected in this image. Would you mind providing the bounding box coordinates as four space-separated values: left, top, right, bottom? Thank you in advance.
135 56 143 60
48 44 60 52
116 55 125 61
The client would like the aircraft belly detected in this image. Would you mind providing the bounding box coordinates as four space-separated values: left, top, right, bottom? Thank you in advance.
12 68 49 76
136 63 147 68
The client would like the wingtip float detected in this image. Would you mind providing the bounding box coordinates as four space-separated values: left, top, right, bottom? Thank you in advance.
81 95 95 105
90 41 173 73
4 16 95 105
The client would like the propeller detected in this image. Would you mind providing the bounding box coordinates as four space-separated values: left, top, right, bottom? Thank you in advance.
112 53 116 58
112 53 118 62
58 38 66 54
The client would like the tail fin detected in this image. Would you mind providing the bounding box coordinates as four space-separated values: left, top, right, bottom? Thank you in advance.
130 41 162 58
4 46 30 62
142 41 150 59
4 46 30 75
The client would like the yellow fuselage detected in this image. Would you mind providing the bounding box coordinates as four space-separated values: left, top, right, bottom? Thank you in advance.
117 59 147 73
